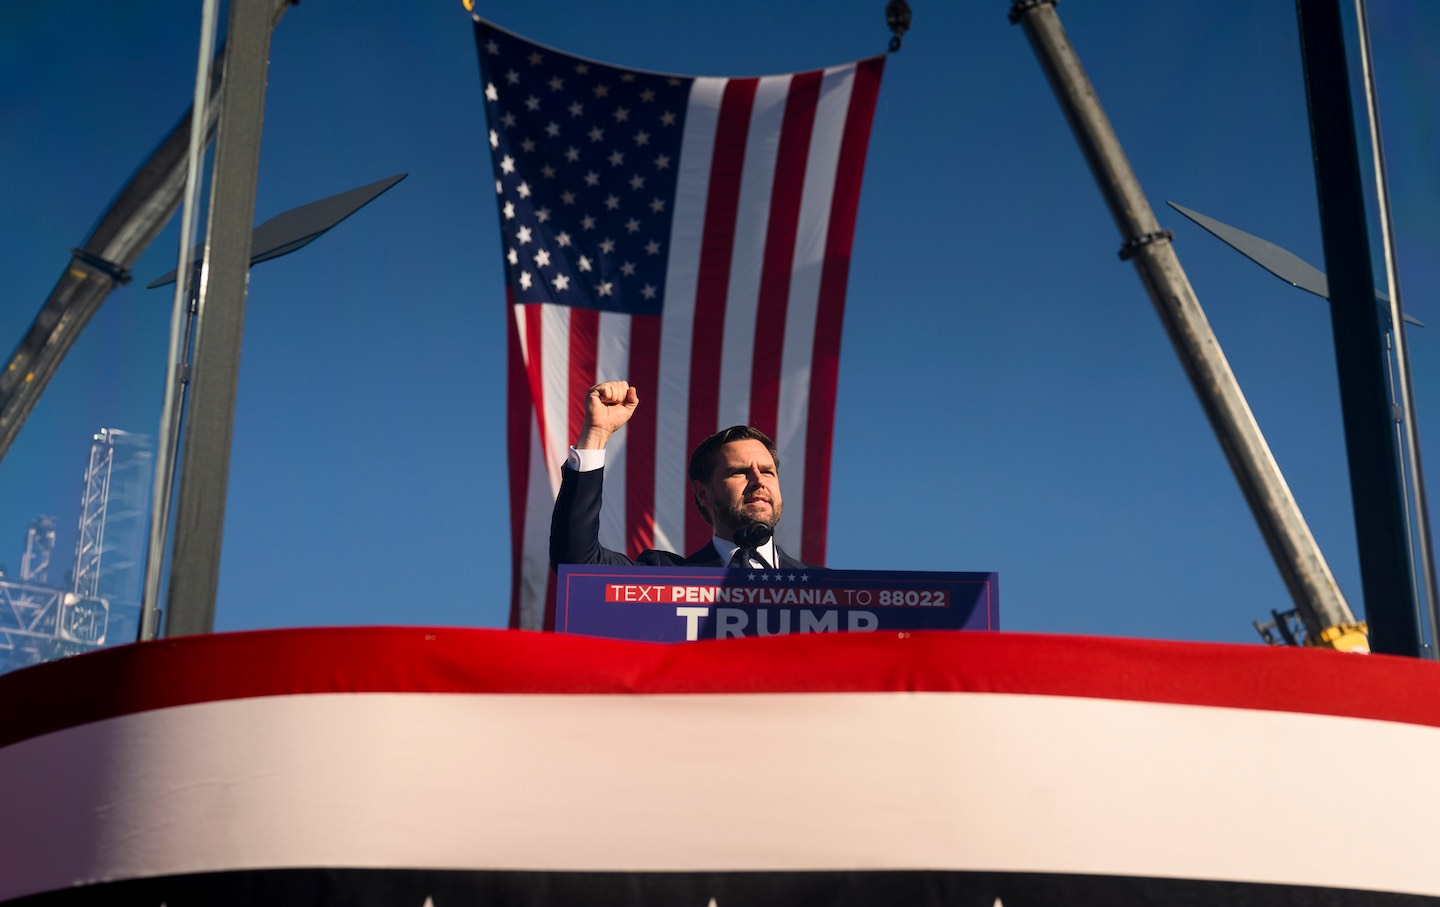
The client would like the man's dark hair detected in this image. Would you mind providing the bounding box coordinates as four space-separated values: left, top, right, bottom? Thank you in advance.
687 425 780 524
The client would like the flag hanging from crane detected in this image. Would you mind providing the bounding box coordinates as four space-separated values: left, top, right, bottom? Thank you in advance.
469 15 885 629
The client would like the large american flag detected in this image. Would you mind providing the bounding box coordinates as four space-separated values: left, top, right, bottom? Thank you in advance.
470 16 884 630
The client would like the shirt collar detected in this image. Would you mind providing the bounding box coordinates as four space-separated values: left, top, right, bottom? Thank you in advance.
712 534 778 568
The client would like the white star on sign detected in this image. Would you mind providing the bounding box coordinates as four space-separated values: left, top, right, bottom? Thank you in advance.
500 155 515 174
534 248 551 268
519 271 533 289
485 83 498 102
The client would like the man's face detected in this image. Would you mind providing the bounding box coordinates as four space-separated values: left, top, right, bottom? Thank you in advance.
694 438 783 539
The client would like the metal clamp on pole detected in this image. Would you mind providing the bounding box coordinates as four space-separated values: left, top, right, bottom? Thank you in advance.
1118 229 1174 262
68 249 132 285
1008 0 1057 26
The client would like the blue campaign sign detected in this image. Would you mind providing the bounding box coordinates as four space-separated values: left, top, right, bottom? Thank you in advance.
555 566 998 642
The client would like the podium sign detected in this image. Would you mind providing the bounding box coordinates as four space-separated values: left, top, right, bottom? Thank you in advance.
555 566 997 641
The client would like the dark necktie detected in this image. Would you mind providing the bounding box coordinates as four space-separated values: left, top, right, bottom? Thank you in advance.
730 547 771 569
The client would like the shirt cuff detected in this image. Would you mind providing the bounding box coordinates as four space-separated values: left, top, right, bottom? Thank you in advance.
566 446 606 472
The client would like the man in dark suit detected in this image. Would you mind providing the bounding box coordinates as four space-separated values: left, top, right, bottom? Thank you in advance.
550 379 807 570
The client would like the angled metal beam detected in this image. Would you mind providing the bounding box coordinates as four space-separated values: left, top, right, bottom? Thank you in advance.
146 173 408 288
163 0 281 638
1011 0 1363 647
1167 201 1422 326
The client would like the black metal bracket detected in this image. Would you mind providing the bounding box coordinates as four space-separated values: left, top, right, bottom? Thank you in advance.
1009 0 1058 25
69 248 132 285
1117 229 1174 261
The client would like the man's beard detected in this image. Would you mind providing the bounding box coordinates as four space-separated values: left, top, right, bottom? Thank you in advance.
717 495 781 532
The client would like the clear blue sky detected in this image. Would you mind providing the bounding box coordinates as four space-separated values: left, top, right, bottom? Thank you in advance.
1 1 1437 647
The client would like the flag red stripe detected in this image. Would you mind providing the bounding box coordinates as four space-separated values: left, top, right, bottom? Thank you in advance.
626 314 662 554
541 564 558 632
567 308 600 453
803 57 884 566
505 296 529 629
522 305 550 458
685 77 758 551
748 71 822 437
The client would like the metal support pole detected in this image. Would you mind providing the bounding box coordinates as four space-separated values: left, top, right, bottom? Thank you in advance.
1297 0 1421 656
1011 0 1364 647
162 0 278 637
1355 0 1440 658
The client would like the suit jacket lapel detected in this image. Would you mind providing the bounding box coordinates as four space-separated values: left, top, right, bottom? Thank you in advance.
684 543 722 567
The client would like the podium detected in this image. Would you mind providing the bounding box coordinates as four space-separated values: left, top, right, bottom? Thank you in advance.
3 627 1439 905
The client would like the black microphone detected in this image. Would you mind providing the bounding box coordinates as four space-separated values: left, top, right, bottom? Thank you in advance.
733 521 773 548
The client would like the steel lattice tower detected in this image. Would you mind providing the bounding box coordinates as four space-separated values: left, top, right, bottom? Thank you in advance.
20 516 55 585
72 429 152 642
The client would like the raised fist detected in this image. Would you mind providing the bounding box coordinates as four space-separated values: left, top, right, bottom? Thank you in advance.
577 380 639 448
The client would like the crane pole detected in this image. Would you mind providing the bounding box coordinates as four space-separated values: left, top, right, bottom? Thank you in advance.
1009 0 1367 650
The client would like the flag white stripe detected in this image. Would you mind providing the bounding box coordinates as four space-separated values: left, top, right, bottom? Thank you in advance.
595 311 631 550
654 77 724 554
537 304 571 492
775 65 853 553
519 411 553 629
717 75 790 428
